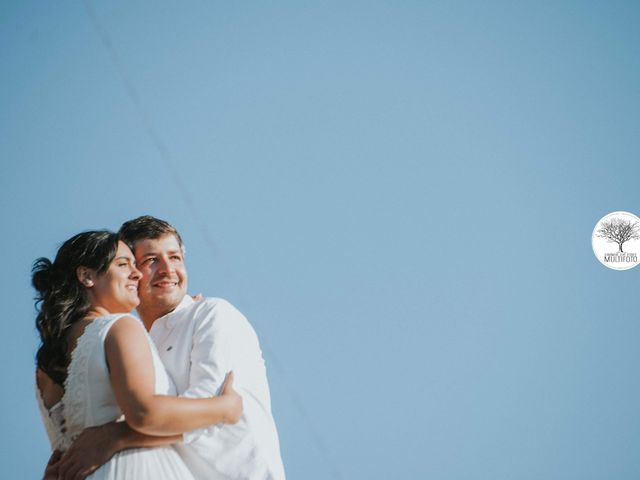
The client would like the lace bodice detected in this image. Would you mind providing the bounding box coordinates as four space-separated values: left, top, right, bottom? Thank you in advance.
35 394 67 451
36 314 176 451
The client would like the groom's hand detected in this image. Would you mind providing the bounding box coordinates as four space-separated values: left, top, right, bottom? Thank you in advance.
43 449 61 479
56 423 121 480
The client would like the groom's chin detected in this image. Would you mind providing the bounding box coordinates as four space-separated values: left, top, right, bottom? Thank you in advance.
142 286 186 312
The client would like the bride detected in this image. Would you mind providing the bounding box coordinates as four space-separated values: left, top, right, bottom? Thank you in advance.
33 230 242 479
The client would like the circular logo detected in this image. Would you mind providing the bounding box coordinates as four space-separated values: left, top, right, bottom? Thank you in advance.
592 211 640 270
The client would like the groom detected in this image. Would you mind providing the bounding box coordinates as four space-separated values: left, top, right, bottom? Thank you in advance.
52 216 286 480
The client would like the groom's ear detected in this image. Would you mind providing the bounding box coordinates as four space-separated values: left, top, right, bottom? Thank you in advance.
76 267 95 288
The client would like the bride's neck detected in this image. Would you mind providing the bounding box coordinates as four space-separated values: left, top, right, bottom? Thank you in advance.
84 305 112 319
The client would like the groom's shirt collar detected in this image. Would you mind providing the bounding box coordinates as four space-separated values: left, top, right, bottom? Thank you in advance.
157 295 194 330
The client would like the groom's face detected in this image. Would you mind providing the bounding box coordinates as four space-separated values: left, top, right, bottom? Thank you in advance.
133 233 188 317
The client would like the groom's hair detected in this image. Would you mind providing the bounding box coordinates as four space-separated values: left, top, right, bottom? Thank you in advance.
119 215 185 254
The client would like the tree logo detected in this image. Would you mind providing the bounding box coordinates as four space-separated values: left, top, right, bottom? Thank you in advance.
592 211 640 270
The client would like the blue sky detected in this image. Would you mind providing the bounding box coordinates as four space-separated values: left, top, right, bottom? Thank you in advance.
2 1 640 478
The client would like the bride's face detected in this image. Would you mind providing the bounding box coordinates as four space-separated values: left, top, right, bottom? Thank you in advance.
91 241 142 313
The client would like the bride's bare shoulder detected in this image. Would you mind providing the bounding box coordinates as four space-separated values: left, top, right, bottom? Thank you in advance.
105 315 147 346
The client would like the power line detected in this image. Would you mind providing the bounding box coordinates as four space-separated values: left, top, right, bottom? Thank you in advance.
263 343 345 480
82 2 344 478
82 0 227 278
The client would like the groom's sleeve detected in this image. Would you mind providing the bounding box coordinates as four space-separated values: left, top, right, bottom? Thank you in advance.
180 299 237 444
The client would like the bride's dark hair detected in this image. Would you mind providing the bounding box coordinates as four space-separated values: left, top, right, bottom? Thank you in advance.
32 230 120 386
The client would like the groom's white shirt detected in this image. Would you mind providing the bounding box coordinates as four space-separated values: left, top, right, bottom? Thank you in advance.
148 295 286 480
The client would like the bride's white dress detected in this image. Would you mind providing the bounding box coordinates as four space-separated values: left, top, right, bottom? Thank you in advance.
36 313 195 479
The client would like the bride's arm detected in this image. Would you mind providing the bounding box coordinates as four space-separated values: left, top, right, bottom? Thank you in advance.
105 316 242 436
52 316 241 480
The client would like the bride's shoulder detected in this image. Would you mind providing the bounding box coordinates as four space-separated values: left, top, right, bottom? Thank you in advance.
104 315 148 346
